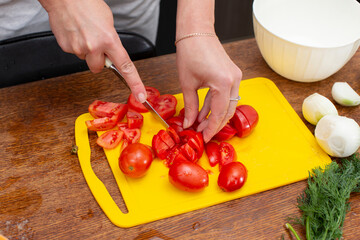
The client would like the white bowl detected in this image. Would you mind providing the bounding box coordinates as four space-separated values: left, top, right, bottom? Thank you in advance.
253 0 360 82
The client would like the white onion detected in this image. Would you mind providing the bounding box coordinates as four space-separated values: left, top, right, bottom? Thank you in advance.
315 115 360 157
331 82 360 106
302 93 338 125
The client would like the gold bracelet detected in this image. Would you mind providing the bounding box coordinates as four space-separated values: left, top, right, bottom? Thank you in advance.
174 33 217 46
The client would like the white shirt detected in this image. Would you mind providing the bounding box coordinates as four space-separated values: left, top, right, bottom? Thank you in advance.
0 0 160 43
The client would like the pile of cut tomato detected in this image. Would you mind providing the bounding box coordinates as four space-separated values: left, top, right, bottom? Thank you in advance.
85 86 259 193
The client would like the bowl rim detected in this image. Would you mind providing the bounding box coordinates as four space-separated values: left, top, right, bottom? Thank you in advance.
252 0 360 49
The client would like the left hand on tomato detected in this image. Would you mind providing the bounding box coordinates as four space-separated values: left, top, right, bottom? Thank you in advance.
176 37 242 143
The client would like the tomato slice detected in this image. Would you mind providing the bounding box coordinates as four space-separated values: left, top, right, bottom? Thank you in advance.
86 117 117 131
236 105 259 130
126 111 144 129
127 86 160 113
230 109 251 138
167 127 180 144
123 128 141 144
180 143 197 163
178 130 204 160
205 142 221 167
213 123 237 141
96 130 123 149
86 102 128 131
152 134 170 160
152 94 177 120
89 100 128 119
158 130 176 149
117 122 128 130
219 142 237 169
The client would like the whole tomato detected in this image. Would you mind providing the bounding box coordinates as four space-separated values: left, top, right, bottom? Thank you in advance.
119 143 153 178
218 162 247 192
169 160 209 192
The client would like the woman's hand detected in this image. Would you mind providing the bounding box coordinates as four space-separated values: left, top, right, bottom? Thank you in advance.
38 0 147 102
176 36 242 142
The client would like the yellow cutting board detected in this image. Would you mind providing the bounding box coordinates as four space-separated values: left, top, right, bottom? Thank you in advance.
75 77 331 228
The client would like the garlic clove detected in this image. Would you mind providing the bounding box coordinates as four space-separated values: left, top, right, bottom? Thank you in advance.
332 82 360 106
302 93 338 125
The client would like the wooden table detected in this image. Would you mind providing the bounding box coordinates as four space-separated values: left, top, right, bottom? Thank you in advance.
1 38 359 240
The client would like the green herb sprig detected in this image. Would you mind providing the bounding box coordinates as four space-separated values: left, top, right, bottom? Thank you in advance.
287 153 360 240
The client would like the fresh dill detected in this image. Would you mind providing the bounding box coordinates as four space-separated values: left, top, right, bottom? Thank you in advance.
286 153 360 240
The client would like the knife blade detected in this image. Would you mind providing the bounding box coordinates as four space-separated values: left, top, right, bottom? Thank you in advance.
105 58 169 128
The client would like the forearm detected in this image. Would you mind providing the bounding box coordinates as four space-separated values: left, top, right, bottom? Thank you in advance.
176 0 215 39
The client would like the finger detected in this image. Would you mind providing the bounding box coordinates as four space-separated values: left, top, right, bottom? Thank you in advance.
218 83 241 131
181 87 199 129
202 88 230 142
85 51 105 73
198 90 211 122
106 39 146 102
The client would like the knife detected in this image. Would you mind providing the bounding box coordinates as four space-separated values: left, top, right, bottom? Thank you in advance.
105 57 169 128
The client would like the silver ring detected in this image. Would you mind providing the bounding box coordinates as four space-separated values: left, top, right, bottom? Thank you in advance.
229 96 241 101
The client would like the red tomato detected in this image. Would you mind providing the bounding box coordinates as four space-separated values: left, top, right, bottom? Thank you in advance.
96 130 124 149
126 111 144 129
152 94 177 120
117 122 128 130
218 162 247 192
127 86 160 113
219 142 237 169
168 160 209 192
123 128 141 144
205 142 221 167
230 105 259 138
213 123 237 141
119 143 153 178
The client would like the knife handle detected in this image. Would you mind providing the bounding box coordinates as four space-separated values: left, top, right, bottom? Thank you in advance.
104 57 131 91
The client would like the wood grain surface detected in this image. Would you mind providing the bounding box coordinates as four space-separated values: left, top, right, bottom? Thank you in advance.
0 38 359 240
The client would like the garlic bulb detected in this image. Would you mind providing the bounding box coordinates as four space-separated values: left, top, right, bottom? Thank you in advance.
302 93 338 125
315 115 360 158
331 82 360 106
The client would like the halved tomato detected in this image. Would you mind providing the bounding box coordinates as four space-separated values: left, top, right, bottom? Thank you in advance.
230 109 251 138
236 105 259 130
219 142 237 169
152 94 177 120
179 143 197 163
230 105 259 138
127 86 160 113
213 123 237 141
96 130 123 149
126 111 143 129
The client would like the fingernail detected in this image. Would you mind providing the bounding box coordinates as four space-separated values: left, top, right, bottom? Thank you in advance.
183 118 189 129
137 93 146 103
